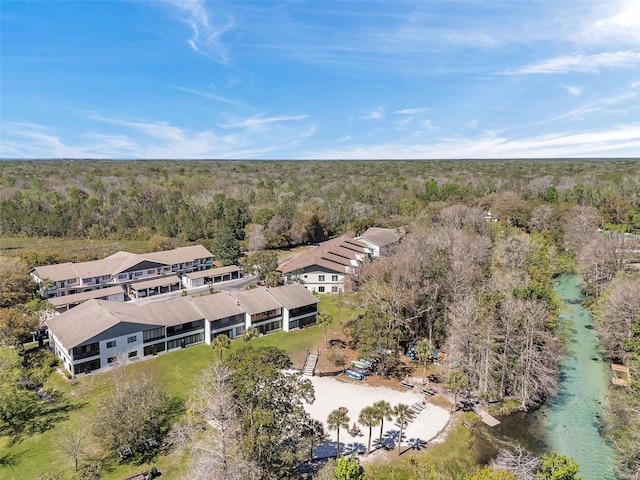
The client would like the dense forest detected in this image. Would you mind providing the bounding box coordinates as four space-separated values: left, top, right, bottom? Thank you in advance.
1 160 639 253
0 159 639 480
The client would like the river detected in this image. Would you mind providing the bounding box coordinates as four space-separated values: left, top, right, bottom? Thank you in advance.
481 275 618 480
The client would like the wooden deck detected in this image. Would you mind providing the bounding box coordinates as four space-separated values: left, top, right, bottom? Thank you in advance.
471 407 501 427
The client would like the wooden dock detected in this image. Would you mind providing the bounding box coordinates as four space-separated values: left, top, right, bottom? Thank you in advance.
471 407 501 427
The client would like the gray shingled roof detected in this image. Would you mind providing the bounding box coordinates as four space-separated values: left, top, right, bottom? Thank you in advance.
359 227 402 247
129 275 181 290
32 245 213 282
46 300 159 348
190 293 246 321
230 287 282 315
48 286 125 307
267 283 319 309
279 235 369 274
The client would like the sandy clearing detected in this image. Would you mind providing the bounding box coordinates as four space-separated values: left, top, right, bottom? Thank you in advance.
304 375 450 458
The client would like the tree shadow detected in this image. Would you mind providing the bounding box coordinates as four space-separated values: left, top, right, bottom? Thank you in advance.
4 389 86 445
0 450 24 467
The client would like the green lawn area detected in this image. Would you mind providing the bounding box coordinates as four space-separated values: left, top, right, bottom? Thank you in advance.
0 294 356 479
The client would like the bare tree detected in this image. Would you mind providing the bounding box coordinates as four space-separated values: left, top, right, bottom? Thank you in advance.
562 205 600 253
182 363 261 480
594 275 640 361
59 418 89 472
490 445 541 480
512 299 560 408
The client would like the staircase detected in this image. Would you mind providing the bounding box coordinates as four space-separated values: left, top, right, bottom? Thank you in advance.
303 350 319 376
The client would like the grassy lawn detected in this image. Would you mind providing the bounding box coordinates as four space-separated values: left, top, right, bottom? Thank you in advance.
0 295 356 479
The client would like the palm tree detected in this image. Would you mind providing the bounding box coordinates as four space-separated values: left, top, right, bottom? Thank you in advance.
372 400 394 445
327 408 350 458
358 406 379 455
316 312 332 347
211 334 231 362
445 370 469 413
243 326 259 343
393 403 412 456
414 338 433 385
303 418 325 461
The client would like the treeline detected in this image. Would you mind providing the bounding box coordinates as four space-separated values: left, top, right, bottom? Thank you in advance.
1 160 639 256
345 205 565 408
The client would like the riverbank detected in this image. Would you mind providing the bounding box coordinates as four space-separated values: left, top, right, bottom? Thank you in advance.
483 275 618 480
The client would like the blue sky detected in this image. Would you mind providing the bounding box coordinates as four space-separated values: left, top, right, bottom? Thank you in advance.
1 0 639 159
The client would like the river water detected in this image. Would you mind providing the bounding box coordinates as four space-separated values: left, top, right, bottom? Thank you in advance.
482 275 618 480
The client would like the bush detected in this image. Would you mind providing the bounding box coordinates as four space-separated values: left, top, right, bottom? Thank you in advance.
64 370 72 380
327 345 345 366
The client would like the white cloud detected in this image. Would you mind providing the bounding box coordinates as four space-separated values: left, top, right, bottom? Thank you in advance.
220 114 310 131
394 107 428 115
505 51 640 74
174 86 241 106
305 124 640 159
161 0 235 63
582 1 640 46
361 106 385 120
566 86 583 96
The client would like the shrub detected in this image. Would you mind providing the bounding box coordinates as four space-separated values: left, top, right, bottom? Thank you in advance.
327 345 345 366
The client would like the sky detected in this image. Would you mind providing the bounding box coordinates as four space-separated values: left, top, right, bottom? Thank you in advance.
1 0 640 160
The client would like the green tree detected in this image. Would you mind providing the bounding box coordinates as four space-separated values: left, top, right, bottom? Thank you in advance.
0 256 35 308
446 370 469 413
264 270 281 287
358 406 379 455
316 312 332 347
211 226 241 266
0 307 39 346
227 346 314 479
211 334 231 362
373 400 394 445
243 251 279 282
414 338 433 385
393 403 412 456
467 466 517 480
243 326 259 343
327 408 350 458
536 451 581 480
334 455 364 480
93 366 169 456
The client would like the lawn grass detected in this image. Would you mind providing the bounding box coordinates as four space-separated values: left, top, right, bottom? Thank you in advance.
0 296 357 479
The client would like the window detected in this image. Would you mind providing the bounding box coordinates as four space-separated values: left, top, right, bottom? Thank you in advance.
134 271 142 276
332 275 338 281
318 275 325 281
118 274 127 280
143 327 165 343
107 356 117 364
128 351 137 359
106 341 116 348
127 336 137 343
332 286 339 293
148 269 156 275
318 286 325 293
144 342 166 356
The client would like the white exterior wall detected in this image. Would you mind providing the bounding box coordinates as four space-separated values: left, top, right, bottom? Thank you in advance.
49 331 74 375
300 270 344 293
182 276 206 288
282 308 290 332
106 292 126 302
99 331 144 368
